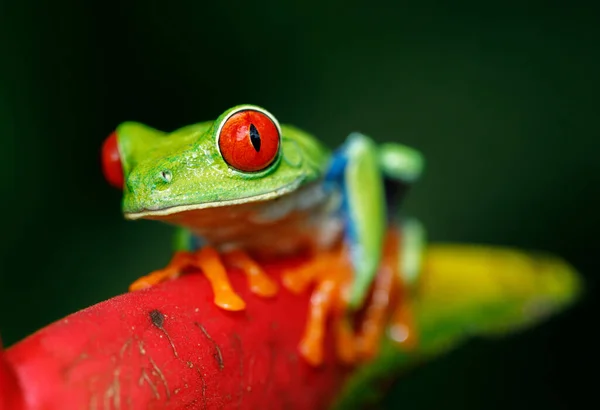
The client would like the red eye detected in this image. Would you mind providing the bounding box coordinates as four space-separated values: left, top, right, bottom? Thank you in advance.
101 131 124 189
218 109 280 172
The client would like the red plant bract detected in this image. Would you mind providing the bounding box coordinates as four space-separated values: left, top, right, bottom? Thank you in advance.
0 258 352 410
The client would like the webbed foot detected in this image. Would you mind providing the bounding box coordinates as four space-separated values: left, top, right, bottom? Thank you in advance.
129 247 278 312
222 249 278 297
283 246 354 366
129 251 193 291
283 228 420 366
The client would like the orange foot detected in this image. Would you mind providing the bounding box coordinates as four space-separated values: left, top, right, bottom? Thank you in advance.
282 246 355 366
129 247 278 312
283 228 419 366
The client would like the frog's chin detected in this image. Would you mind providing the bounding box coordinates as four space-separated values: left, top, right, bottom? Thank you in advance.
124 179 303 220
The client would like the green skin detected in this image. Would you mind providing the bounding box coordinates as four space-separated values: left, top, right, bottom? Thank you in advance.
116 104 424 309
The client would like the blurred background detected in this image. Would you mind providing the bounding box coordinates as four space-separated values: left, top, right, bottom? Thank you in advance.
1 1 598 408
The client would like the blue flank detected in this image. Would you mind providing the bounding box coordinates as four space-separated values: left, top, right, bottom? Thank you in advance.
324 145 361 282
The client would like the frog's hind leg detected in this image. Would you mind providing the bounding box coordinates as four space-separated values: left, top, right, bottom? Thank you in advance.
288 133 393 366
292 222 424 366
280 224 422 365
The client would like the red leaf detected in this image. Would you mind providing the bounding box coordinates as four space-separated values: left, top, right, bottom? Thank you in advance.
0 258 352 410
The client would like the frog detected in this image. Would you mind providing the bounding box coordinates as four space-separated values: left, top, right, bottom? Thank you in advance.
101 104 425 366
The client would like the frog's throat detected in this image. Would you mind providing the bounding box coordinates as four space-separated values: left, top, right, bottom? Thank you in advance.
123 178 304 220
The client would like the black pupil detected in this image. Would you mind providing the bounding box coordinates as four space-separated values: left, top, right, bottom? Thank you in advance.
249 123 261 152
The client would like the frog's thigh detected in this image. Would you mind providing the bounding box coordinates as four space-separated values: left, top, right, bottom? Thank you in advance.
333 133 387 309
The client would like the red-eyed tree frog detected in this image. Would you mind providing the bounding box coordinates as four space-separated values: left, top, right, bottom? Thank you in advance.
102 104 425 366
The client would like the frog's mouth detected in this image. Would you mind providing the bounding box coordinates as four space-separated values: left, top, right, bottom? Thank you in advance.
124 179 303 220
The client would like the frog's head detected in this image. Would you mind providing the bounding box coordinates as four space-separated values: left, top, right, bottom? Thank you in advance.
101 105 328 220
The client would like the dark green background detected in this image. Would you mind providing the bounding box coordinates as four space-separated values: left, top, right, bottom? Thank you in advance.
1 1 598 408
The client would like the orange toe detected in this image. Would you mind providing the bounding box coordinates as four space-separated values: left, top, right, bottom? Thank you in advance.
299 279 337 366
128 251 193 292
223 249 278 298
129 270 174 292
195 247 246 311
334 316 357 364
282 264 320 294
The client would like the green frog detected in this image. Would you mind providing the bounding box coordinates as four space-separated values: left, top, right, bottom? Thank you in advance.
102 104 424 365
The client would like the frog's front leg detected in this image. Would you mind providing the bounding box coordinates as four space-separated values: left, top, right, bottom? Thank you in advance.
128 229 199 294
128 247 247 310
129 230 277 311
129 251 195 292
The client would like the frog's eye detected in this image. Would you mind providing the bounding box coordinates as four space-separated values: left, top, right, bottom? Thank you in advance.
101 131 124 189
218 108 280 172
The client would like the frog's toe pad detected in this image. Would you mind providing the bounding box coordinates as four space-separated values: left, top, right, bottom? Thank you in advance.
213 291 246 311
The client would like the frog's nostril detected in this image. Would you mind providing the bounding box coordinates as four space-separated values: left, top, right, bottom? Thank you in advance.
159 170 172 183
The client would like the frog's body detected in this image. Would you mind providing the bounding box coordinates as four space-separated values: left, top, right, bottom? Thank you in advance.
102 104 425 365
167 181 344 258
